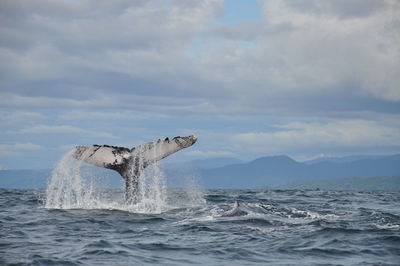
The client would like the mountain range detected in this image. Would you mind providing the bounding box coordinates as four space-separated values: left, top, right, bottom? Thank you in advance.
196 154 400 189
166 154 400 190
0 154 399 190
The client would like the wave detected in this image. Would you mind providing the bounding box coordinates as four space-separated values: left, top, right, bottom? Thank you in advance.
2 188 399 265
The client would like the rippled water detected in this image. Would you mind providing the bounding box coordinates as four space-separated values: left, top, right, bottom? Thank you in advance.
1 188 399 265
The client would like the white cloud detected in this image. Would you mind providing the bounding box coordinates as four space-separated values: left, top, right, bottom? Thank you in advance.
189 0 400 106
17 125 116 138
0 142 45 157
0 93 116 108
60 111 133 120
0 92 214 115
0 0 399 168
232 119 400 153
0 0 398 117
184 150 237 158
0 0 223 81
256 0 400 101
59 110 168 120
0 111 46 124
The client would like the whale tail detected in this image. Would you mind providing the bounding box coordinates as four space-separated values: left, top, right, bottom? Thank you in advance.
71 135 197 203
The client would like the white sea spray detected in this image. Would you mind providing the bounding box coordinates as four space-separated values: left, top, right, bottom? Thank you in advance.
44 148 205 213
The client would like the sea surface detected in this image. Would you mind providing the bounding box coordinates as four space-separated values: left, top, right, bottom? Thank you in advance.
1 188 399 265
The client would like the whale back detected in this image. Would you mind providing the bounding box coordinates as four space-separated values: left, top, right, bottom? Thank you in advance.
223 201 248 217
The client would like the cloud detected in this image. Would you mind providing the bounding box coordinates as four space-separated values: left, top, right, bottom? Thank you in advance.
0 92 216 115
188 0 400 110
0 93 115 108
59 110 167 120
256 0 400 102
0 142 45 157
283 0 385 19
16 125 116 138
184 150 237 158
232 119 400 153
60 110 135 120
0 0 399 167
0 0 398 118
0 111 46 124
0 0 223 80
0 0 222 52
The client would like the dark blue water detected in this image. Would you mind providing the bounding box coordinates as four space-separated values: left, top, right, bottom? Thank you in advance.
1 188 399 265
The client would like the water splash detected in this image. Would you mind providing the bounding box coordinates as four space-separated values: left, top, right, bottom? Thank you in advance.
44 150 97 209
178 173 206 207
128 162 168 213
44 148 205 213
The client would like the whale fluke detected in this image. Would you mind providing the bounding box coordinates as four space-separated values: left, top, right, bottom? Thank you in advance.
71 135 197 203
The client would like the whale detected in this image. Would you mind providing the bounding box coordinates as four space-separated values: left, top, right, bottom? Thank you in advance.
223 201 248 217
71 135 197 203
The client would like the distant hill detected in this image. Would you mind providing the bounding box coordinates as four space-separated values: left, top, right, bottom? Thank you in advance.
180 157 243 170
164 157 242 188
198 154 400 189
304 155 386 164
165 157 242 170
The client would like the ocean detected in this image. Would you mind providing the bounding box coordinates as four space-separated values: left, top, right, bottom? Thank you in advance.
1 188 399 265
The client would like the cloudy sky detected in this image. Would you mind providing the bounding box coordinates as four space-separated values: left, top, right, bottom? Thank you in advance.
1 0 399 169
